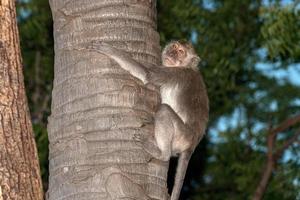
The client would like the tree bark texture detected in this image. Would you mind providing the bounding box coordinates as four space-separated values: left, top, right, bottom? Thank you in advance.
47 0 168 200
0 0 44 200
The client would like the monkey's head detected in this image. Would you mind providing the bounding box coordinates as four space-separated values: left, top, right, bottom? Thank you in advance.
162 41 200 71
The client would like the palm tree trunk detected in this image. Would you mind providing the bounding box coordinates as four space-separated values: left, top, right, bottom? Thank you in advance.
0 1 43 199
47 0 168 199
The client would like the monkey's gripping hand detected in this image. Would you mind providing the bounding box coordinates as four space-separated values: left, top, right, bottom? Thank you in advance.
86 41 120 56
86 41 149 84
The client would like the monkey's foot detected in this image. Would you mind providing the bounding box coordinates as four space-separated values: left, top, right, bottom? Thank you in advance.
139 115 154 127
133 134 166 161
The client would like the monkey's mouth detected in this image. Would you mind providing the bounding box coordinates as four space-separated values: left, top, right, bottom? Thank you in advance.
163 57 176 66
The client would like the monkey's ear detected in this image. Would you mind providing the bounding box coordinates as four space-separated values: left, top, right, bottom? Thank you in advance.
190 56 201 70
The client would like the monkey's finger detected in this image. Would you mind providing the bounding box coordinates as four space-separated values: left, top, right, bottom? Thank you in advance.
133 134 143 141
83 41 112 53
133 139 144 148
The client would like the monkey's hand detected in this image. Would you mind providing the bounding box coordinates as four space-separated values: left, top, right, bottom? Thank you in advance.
86 41 121 56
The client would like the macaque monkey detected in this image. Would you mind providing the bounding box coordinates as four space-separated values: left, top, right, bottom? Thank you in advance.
87 41 209 200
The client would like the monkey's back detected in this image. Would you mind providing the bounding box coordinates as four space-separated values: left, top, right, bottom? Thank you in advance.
158 68 209 139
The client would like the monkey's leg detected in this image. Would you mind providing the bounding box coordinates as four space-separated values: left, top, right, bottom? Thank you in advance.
152 104 177 161
156 104 195 159
134 104 174 161
134 104 193 161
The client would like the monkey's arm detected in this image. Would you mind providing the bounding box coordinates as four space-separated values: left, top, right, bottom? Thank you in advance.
87 42 149 84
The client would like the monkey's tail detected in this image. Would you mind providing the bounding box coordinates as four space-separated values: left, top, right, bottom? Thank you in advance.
170 151 192 200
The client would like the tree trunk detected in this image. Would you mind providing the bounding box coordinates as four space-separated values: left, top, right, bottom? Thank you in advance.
0 1 44 199
47 0 168 199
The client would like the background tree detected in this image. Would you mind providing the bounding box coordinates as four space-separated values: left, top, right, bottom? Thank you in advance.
0 0 43 199
17 0 300 199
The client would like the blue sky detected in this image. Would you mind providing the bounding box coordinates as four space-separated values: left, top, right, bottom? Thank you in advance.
256 62 300 86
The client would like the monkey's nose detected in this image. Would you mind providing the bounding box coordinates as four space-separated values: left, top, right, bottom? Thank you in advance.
169 51 177 57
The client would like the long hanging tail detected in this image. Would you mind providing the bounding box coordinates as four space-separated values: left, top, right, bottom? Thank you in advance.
170 151 192 200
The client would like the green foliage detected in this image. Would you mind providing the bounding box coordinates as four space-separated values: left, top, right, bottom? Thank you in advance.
18 0 300 199
194 128 300 200
195 129 264 200
17 0 53 123
260 6 300 60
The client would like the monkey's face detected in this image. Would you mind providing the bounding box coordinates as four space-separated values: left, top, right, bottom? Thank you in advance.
162 41 200 70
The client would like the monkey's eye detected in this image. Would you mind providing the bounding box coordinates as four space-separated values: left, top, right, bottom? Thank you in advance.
172 43 179 49
178 49 185 56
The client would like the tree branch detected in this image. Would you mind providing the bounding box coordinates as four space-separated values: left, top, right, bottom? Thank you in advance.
252 125 275 200
274 128 300 160
252 115 300 200
269 114 300 136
